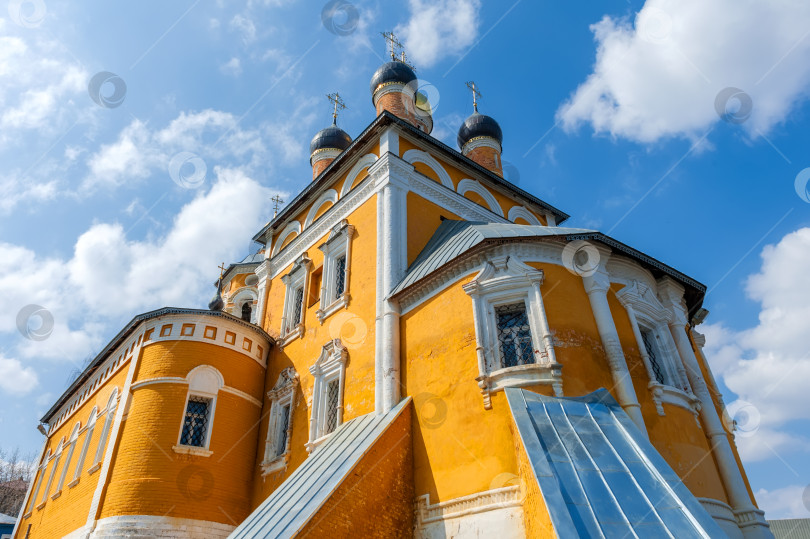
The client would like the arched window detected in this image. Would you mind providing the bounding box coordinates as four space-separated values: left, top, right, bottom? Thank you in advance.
241 302 252 322
72 407 97 483
90 389 119 471
27 448 50 513
55 422 81 494
40 439 64 505
175 366 224 455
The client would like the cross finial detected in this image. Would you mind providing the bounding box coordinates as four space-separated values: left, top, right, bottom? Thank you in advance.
218 262 227 280
381 31 403 61
271 194 284 217
465 81 481 112
326 92 346 125
399 50 415 70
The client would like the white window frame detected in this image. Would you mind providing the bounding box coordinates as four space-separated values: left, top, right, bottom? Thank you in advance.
88 388 119 474
262 367 300 475
279 253 312 347
173 365 224 457
230 287 258 323
53 421 80 498
617 280 700 418
463 255 562 409
316 220 355 322
306 339 348 452
69 407 97 487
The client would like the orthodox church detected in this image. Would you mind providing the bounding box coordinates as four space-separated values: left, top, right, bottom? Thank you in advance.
14 38 774 538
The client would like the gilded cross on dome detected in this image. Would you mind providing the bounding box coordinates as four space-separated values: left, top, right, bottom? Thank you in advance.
465 81 481 112
271 194 284 217
380 31 403 61
326 92 346 125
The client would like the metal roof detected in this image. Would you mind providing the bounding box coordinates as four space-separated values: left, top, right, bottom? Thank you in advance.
42 307 273 424
389 220 706 311
506 388 724 538
252 111 569 245
229 398 411 539
769 519 810 538
0 513 15 525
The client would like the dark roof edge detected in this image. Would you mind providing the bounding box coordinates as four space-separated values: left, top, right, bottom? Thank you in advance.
252 111 570 244
42 307 274 424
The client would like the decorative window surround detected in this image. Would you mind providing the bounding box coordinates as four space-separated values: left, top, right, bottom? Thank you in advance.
173 366 223 455
262 368 300 475
463 255 562 409
228 288 258 324
73 408 97 482
316 220 355 322
55 422 80 494
306 340 348 452
507 205 542 226
40 440 63 507
90 389 119 470
457 178 504 217
28 448 50 514
616 280 699 419
279 253 312 348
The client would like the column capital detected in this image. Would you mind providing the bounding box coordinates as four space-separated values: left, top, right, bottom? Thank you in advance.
369 151 412 191
582 267 611 295
657 276 689 326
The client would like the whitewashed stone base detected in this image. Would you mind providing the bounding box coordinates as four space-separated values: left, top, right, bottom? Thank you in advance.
63 515 235 539
414 486 525 539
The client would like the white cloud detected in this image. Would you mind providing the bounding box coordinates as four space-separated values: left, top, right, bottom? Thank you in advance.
0 354 38 395
557 0 810 143
755 485 810 519
396 0 481 67
230 14 257 44
220 57 242 77
702 228 810 462
0 167 275 367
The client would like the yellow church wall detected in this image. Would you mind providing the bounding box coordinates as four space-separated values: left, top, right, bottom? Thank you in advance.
406 192 460 266
513 420 556 538
100 340 264 526
402 273 521 504
17 366 130 539
252 195 378 507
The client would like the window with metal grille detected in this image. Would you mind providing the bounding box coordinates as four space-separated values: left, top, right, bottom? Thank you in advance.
180 396 211 447
495 303 535 368
641 329 666 385
275 404 291 457
334 255 347 298
289 287 304 332
324 379 340 434
241 302 252 322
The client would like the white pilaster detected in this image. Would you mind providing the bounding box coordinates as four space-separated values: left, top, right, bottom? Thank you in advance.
255 260 270 329
379 126 400 157
657 277 772 539
581 252 647 436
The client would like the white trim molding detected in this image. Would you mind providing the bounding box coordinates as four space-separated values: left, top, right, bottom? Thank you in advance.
414 486 524 538
306 339 348 452
457 178 504 217
262 367 300 475
78 514 235 539
340 153 378 197
303 189 338 229
463 254 562 409
316 219 355 322
401 149 454 190
507 205 542 226
271 221 302 258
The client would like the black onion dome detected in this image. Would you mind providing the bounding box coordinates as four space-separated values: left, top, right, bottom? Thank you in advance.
309 125 352 155
457 112 503 149
208 281 224 311
369 60 418 95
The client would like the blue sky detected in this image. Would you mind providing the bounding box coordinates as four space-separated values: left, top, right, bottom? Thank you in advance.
2 0 809 519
